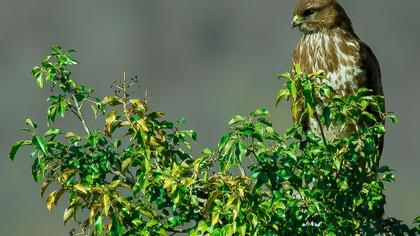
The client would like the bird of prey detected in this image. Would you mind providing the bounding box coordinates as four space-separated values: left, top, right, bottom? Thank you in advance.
290 0 384 145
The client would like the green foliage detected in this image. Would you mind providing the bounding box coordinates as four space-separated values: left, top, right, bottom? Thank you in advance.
9 47 420 235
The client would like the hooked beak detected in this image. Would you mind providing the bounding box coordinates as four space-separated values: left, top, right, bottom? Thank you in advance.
291 15 302 29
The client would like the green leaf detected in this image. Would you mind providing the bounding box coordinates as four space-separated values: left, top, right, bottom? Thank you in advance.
275 88 289 106
34 69 44 88
387 112 399 124
293 64 302 74
47 104 58 122
144 157 151 174
306 103 314 117
277 72 291 79
290 81 297 99
251 108 269 117
238 141 247 157
302 79 314 104
250 213 258 227
51 45 62 52
138 208 154 218
44 128 60 137
238 225 246 236
32 66 42 79
9 140 31 161
25 118 38 130
223 138 237 156
218 133 231 152
59 98 67 117
377 165 392 173
325 232 336 236
323 107 331 128
111 213 123 236
94 215 103 235
228 115 246 125
31 158 41 182
149 112 165 119
32 136 48 155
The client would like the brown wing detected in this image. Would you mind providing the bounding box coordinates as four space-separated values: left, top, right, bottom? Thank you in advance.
358 41 383 97
358 41 385 157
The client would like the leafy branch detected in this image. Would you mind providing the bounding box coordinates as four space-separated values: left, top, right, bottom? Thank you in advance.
9 46 420 236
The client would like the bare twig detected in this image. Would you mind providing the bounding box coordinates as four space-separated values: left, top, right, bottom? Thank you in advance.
314 111 327 145
72 95 90 134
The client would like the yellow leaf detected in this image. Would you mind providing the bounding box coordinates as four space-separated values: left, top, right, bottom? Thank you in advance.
129 99 145 111
102 96 122 106
46 190 58 212
109 180 122 188
226 196 235 207
40 179 52 198
58 169 77 183
149 137 160 146
239 225 246 236
63 207 74 224
294 64 302 74
109 180 130 189
184 178 196 187
74 183 88 194
102 194 110 217
121 158 132 172
64 132 77 139
138 208 154 218
137 119 149 131
250 213 258 227
89 205 99 224
238 188 245 199
116 197 130 206
120 120 131 126
170 184 177 194
163 179 173 189
105 110 117 136
203 190 222 215
211 212 219 226
232 209 238 221
306 103 314 117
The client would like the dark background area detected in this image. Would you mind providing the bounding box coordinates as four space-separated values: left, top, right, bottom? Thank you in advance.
1 0 419 235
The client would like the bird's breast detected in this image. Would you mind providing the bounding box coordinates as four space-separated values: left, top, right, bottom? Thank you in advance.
294 31 366 96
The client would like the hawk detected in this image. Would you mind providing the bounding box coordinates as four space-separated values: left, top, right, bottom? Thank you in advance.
290 0 384 145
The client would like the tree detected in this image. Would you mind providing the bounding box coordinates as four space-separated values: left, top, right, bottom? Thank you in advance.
9 46 420 235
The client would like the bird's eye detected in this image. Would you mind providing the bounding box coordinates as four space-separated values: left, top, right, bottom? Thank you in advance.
302 9 315 17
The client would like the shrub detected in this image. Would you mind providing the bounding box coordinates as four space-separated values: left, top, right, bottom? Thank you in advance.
9 46 420 235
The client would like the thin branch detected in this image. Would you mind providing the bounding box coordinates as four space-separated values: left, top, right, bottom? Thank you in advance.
168 227 191 235
111 169 135 185
72 95 90 134
314 111 327 145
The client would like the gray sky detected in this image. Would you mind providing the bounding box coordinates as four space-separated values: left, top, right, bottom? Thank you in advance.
1 0 419 235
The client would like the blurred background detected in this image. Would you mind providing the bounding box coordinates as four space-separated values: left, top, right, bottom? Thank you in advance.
1 0 419 235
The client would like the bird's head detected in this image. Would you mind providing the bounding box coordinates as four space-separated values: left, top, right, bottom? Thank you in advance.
292 0 352 34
